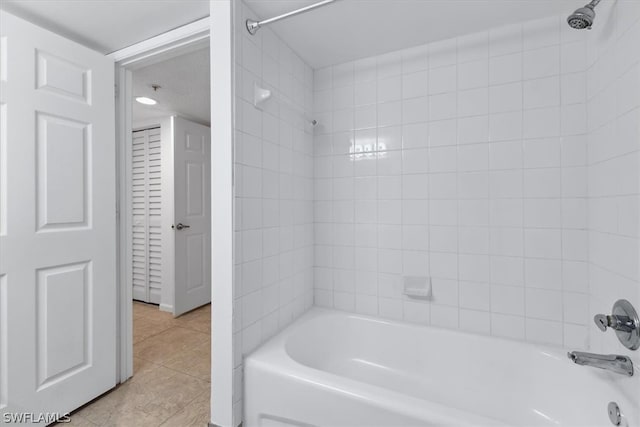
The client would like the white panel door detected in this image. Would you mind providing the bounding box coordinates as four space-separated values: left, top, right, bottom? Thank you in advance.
173 117 211 316
0 10 116 422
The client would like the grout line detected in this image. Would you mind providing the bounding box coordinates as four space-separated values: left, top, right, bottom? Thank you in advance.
485 31 493 336
398 46 404 322
373 57 381 318
557 15 566 349
520 22 528 342
454 34 461 331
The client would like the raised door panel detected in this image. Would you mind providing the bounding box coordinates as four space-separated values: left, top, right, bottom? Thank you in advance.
36 113 90 231
36 262 90 389
186 234 205 292
35 50 91 104
186 161 204 217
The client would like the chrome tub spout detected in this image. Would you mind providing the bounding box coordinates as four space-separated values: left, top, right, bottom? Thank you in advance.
567 351 633 376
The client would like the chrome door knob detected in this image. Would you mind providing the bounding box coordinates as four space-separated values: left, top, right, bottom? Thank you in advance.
175 223 190 230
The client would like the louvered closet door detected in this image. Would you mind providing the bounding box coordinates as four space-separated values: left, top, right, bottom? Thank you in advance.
131 127 162 303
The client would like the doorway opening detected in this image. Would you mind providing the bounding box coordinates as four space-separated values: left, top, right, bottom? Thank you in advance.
129 46 212 317
128 44 213 417
67 22 213 426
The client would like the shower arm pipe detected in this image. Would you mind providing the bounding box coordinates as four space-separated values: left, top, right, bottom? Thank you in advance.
255 87 317 127
277 94 317 126
246 0 338 35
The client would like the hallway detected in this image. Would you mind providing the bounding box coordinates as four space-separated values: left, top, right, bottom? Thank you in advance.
67 303 211 426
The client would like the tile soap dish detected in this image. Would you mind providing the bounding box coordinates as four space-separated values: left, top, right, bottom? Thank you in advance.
404 276 431 299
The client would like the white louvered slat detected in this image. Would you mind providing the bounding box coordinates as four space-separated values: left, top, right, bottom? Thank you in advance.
131 126 163 303
148 224 162 304
132 128 148 302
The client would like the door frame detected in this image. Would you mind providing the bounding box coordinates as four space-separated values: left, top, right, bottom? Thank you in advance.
110 17 209 384
112 6 235 424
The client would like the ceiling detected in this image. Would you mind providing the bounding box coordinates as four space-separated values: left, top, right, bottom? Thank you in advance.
244 0 585 68
0 0 209 54
132 47 210 127
0 0 585 69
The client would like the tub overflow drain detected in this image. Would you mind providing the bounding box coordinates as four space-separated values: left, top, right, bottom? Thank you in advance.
608 402 622 426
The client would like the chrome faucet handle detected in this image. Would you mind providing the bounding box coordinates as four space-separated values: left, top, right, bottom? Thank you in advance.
594 313 637 333
594 314 609 331
611 315 637 333
593 300 640 351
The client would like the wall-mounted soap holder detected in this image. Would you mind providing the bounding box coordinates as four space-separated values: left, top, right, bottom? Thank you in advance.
403 276 431 299
253 83 272 108
594 299 639 350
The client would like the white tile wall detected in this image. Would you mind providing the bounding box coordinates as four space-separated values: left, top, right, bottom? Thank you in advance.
233 0 640 423
585 0 640 365
312 14 597 348
233 1 315 423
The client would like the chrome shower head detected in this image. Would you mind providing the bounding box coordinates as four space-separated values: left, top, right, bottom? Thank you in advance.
567 0 601 30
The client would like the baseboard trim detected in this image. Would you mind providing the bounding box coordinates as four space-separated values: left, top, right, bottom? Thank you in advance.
159 303 173 313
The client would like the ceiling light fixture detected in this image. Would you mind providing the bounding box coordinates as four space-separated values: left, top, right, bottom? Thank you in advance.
135 96 157 105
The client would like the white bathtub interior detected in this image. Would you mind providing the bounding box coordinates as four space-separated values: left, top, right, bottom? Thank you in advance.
246 309 638 426
234 0 640 425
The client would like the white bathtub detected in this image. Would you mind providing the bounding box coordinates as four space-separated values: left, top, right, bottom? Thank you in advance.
244 308 639 427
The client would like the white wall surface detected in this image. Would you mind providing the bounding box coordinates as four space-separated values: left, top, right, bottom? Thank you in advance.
232 0 315 424
210 1 234 426
312 13 599 349
586 0 640 351
584 0 640 414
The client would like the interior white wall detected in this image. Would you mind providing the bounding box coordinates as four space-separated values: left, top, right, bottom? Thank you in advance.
159 117 175 312
584 0 640 419
210 1 234 426
232 0 315 423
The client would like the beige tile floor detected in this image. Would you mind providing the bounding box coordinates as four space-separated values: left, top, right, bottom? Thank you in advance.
66 302 211 426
